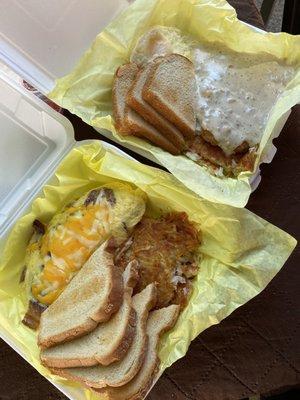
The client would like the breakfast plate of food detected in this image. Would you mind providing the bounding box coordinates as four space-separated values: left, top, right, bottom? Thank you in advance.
114 26 294 177
0 1 299 399
0 141 296 400
49 0 300 207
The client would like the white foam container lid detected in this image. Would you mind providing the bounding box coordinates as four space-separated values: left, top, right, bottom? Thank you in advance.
0 0 133 235
0 0 130 93
0 62 74 236
0 0 131 233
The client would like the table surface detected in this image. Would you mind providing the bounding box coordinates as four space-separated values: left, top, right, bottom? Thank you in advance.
1 1 299 399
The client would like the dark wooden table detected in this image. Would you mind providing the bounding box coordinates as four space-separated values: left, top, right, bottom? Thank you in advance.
0 1 299 399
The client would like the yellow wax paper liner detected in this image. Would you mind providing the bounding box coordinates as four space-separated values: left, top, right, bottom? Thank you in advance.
0 142 296 400
48 0 300 208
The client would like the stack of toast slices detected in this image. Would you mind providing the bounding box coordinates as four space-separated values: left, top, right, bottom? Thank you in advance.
113 53 197 155
38 241 180 400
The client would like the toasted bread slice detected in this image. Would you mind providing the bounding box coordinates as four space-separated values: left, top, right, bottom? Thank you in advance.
113 63 139 135
143 54 196 140
125 109 180 155
38 241 123 349
97 304 180 400
113 63 180 155
40 262 138 368
127 62 186 151
53 283 157 388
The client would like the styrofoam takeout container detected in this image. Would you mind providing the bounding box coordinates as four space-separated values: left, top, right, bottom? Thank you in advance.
0 1 135 398
0 3 293 398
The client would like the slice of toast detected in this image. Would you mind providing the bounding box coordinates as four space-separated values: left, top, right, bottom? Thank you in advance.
113 63 180 155
113 63 139 135
143 54 196 140
40 262 139 368
38 241 123 349
127 62 186 151
96 304 180 400
53 283 157 388
125 110 180 155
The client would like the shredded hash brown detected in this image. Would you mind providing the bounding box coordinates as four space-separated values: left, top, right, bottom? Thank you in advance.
115 212 200 309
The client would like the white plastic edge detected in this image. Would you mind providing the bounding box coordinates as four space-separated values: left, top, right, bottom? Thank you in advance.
0 36 55 94
0 68 75 237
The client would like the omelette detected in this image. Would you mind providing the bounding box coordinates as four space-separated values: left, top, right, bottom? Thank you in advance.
22 183 146 329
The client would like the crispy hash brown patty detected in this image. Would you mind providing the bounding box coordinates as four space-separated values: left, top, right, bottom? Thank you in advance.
115 212 201 309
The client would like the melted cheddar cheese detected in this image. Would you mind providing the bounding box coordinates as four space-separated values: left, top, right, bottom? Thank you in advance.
31 202 112 305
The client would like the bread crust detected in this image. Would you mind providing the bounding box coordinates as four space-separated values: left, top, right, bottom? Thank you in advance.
96 305 180 400
113 63 139 134
125 109 180 155
97 302 136 366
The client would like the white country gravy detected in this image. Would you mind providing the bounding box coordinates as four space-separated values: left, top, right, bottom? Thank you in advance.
194 47 295 156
